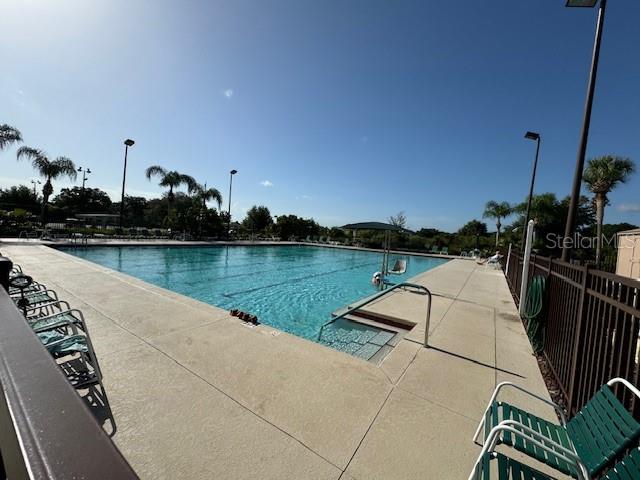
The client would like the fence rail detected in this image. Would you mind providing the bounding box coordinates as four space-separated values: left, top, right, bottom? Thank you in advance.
0 257 138 479
504 249 640 417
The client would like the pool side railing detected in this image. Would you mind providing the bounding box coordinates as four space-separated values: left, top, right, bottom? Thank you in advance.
0 257 138 479
316 282 433 347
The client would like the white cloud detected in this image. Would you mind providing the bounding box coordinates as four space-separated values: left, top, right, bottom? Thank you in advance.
260 180 274 187
223 89 234 98
297 194 312 200
617 203 640 213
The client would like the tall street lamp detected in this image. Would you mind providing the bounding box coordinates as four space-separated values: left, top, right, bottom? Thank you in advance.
522 131 541 249
561 0 607 262
30 179 41 196
77 166 91 193
227 169 237 237
119 139 135 228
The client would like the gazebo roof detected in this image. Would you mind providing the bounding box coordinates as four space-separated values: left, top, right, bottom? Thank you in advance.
341 222 412 233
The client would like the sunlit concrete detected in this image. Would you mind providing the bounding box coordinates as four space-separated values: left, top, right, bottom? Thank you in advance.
1 244 558 479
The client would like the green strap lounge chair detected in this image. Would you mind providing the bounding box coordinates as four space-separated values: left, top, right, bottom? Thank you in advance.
37 330 103 389
12 289 59 308
28 308 86 334
468 426 640 480
8 281 46 296
38 331 89 355
473 378 640 478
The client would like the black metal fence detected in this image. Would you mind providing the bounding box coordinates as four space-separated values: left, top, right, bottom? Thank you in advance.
504 249 640 417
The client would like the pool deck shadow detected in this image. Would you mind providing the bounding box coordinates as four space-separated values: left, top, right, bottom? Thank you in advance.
1 244 560 479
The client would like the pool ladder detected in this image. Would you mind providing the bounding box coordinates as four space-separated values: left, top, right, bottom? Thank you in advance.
316 282 433 347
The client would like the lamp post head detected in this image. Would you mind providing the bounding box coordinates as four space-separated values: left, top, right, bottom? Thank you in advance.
566 0 598 7
230 169 238 175
525 131 540 141
124 139 135 147
86 168 91 174
77 167 83 172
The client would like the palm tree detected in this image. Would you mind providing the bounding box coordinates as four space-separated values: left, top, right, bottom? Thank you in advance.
0 124 22 150
483 201 512 247
145 165 197 214
583 155 635 266
193 182 223 210
16 147 76 225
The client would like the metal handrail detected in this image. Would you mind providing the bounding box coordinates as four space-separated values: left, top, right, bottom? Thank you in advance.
316 282 433 347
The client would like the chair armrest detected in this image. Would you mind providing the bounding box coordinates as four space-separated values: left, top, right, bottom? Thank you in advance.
473 422 589 480
607 377 640 401
490 382 567 425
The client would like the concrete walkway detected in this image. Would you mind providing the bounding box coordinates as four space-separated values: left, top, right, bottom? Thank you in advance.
1 244 555 479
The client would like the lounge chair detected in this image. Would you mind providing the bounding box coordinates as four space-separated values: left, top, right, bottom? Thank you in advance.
8 280 46 296
28 306 88 334
469 426 640 480
473 378 640 478
441 247 449 255
37 327 103 389
12 289 59 309
430 246 439 254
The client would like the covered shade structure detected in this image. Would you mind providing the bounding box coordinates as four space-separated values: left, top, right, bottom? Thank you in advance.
341 222 412 233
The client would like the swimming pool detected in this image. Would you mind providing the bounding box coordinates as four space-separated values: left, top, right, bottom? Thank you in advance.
63 245 446 347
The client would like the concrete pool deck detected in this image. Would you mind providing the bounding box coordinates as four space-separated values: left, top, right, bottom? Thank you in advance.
1 244 557 479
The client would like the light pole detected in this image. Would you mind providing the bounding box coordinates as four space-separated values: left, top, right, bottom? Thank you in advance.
227 169 237 237
77 166 91 194
30 180 41 196
522 131 541 249
561 0 607 262
119 139 135 228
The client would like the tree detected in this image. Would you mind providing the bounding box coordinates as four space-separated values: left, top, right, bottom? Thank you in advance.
16 147 76 225
458 220 488 237
416 227 442 237
52 187 112 216
483 201 512 247
583 155 635 266
192 182 223 210
274 214 320 240
0 124 22 150
0 185 39 211
388 211 407 229
145 165 197 215
243 205 273 232
509 193 595 256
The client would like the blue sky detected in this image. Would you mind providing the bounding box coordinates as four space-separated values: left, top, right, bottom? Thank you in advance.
1 0 639 231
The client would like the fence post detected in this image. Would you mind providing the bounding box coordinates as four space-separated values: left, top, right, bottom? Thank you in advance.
519 220 535 316
567 263 589 415
505 243 512 276
0 256 13 292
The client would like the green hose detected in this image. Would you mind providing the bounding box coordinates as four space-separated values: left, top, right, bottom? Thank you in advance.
523 275 547 354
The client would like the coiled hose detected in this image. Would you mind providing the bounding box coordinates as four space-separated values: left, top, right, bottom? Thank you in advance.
523 275 547 354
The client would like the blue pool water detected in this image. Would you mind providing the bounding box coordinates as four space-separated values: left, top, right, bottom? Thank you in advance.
63 246 447 342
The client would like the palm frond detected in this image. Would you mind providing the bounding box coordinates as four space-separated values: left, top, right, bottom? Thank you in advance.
583 156 636 195
483 200 512 220
17 146 52 177
0 124 22 150
145 165 167 180
16 146 44 162
179 174 197 193
203 187 223 208
51 157 77 181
